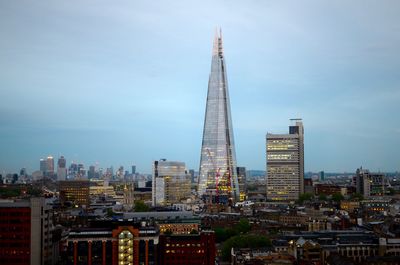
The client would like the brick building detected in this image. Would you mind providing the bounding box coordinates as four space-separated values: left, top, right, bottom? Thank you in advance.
65 220 158 265
158 231 216 265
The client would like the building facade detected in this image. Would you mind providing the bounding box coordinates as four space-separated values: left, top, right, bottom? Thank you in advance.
59 180 90 207
198 30 240 203
57 156 67 181
66 222 158 265
0 198 56 265
355 167 386 197
158 231 216 265
236 166 247 201
266 120 304 201
152 160 191 207
47 156 55 176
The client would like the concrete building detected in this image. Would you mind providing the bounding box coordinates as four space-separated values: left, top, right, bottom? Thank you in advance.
0 198 56 265
279 230 383 264
355 167 386 197
89 179 117 197
266 119 304 201
152 159 191 207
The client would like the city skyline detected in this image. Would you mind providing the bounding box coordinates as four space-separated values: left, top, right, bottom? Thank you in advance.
1 1 400 174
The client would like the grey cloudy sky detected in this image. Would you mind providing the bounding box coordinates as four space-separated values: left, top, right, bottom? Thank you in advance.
0 0 399 174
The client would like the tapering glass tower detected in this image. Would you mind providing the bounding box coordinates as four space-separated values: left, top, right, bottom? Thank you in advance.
198 30 239 202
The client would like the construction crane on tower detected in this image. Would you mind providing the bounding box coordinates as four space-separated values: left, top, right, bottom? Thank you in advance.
206 149 221 203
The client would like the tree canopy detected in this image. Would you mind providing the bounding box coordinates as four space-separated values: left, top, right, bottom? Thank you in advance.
213 218 251 243
134 200 150 212
298 192 314 204
332 193 344 202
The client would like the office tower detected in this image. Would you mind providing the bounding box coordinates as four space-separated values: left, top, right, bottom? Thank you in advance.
266 119 304 201
68 162 78 178
0 198 56 265
105 166 113 177
132 165 136 175
236 166 247 201
59 180 90 207
77 163 85 178
57 156 67 181
189 169 195 183
198 30 239 203
88 165 96 179
40 158 47 174
355 167 386 197
20 167 27 177
152 159 191 206
46 156 54 175
116 166 124 179
319 171 325 181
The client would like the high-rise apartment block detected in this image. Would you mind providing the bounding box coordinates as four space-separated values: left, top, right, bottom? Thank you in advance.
152 159 191 207
266 119 304 201
198 30 240 203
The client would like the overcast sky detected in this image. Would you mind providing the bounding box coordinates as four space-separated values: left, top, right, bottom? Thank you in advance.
1 0 399 174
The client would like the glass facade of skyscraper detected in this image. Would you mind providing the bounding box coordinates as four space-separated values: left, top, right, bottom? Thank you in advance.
152 160 191 206
198 31 239 202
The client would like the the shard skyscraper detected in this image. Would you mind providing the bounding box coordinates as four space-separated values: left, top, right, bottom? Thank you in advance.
198 30 239 203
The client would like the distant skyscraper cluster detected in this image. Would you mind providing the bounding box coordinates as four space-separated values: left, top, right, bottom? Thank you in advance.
8 31 308 206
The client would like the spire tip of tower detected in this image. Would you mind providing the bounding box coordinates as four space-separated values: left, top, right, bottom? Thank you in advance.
212 27 223 56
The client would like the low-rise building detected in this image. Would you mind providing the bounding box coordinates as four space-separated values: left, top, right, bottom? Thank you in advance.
158 231 215 265
231 248 295 265
340 200 361 213
65 220 158 265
